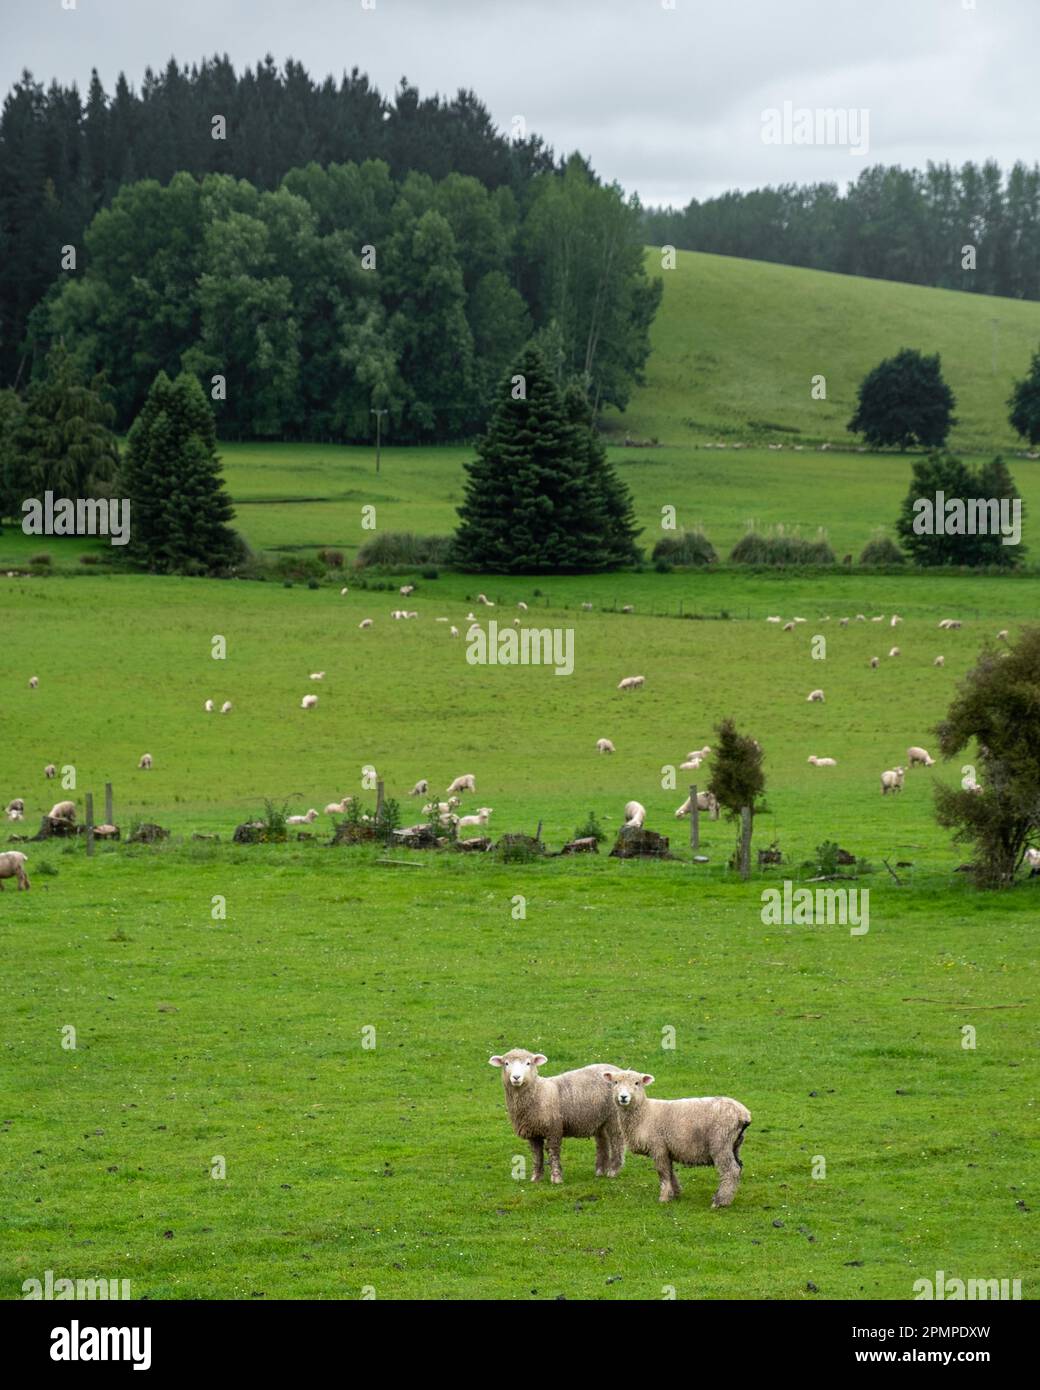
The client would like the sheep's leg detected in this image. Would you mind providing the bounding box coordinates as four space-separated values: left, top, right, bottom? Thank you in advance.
548 1136 564 1184
653 1150 676 1202
19 871 29 891
605 1121 625 1176
528 1137 544 1182
711 1153 742 1207
594 1128 610 1177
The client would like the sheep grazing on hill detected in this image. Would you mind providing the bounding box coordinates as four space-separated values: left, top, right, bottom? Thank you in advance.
6 799 25 815
204 699 215 712
138 753 153 770
621 604 634 613
220 701 233 714
457 807 493 831
358 618 373 629
409 779 429 797
839 617 849 627
807 755 837 767
765 616 782 623
869 656 880 668
872 615 884 623
287 809 319 825
623 800 646 829
29 676 39 689
782 621 795 632
596 738 615 754
450 626 459 637
340 587 349 596
517 601 528 611
880 767 905 795
446 774 476 795
309 672 325 681
48 800 76 822
400 584 415 596
603 1070 751 1207
488 1050 624 1183
997 629 1009 642
300 694 319 709
617 675 645 691
938 618 963 630
890 614 902 627
889 646 901 658
855 614 866 622
44 764 56 779
806 689 825 702
907 746 935 767
934 656 945 667
0 850 30 891
688 746 711 760
477 593 494 607
674 791 718 818
581 602 593 611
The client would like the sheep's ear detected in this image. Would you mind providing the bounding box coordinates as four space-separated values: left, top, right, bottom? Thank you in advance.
489 1056 505 1067
532 1054 547 1066
641 1074 655 1086
602 1072 614 1083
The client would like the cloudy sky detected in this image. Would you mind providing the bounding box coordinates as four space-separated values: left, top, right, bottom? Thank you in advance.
3 0 1037 206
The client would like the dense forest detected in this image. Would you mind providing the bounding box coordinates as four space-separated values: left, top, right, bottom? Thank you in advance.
643 161 1040 300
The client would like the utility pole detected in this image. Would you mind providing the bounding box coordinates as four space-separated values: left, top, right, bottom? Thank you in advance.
371 408 388 473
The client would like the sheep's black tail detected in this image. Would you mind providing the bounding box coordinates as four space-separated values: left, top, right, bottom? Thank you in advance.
733 1120 750 1169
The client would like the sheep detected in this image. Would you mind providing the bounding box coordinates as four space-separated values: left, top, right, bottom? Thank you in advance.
869 656 879 669
405 611 418 619
476 593 495 607
793 617 807 624
907 746 935 768
324 800 351 816
581 602 593 611
997 629 1009 641
392 610 407 620
872 615 884 623
6 807 24 821
623 800 646 829
890 614 902 627
765 616 782 623
855 614 866 622
301 694 319 709
839 617 849 627
359 618 373 629
1024 847 1040 874
488 1050 624 1183
44 764 56 779
450 626 459 637
29 676 39 689
340 587 349 596
6 799 25 815
603 1070 751 1207
309 672 325 681
517 601 528 611
204 699 215 712
679 757 702 771
457 807 493 831
138 753 153 770
674 791 718 818
934 655 945 667
423 797 461 817
617 675 645 692
806 689 825 702
596 738 615 754
782 621 795 632
0 850 30 891
48 800 76 822
286 809 319 825
889 646 901 658
938 618 962 630
400 584 415 596
409 779 429 797
446 774 476 794
807 755 837 766
220 701 233 714
687 746 711 760
880 767 905 795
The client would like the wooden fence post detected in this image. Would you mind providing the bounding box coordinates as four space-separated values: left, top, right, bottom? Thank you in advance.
105 782 113 826
739 806 752 880
85 792 95 858
689 784 699 850
376 779 385 820
535 820 543 843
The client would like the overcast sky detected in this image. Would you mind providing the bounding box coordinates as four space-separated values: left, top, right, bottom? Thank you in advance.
3 0 1037 206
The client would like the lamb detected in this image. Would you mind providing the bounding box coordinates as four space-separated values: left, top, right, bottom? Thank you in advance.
29 676 39 689
806 689 825 702
807 755 837 766
617 675 645 691
679 756 702 771
581 602 593 611
324 799 351 816
623 800 646 829
138 753 153 770
6 799 25 815
220 701 233 714
409 779 429 796
204 699 215 712
934 656 945 667
488 1050 625 1183
839 617 849 627
457 807 493 831
621 604 634 613
309 672 325 681
340 587 349 596
907 746 935 767
300 694 319 709
1024 847 1040 874
48 800 76 821
286 809 319 825
674 791 718 818
889 646 901 658
687 746 711 760
855 614 866 622
997 629 1009 641
765 616 782 623
596 738 615 754
0 850 30 891
938 618 962 630
880 767 905 795
359 618 373 629
869 656 879 668
6 807 24 821
603 1070 751 1207
44 764 56 779
446 774 476 794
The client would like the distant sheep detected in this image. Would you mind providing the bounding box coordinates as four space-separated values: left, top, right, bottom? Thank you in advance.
6 798 25 816
581 602 593 611
301 694 319 709
340 587 349 596
674 791 718 818
488 1050 624 1183
48 800 76 821
839 617 849 627
309 672 325 681
324 799 351 815
869 656 879 668
221 701 233 714
621 604 634 613
447 774 476 795
765 616 782 623
477 594 494 607
450 626 459 637
679 756 702 771
907 746 935 767
623 800 646 829
6 807 24 821
29 676 39 689
409 779 429 797
617 675 645 691
890 615 902 627
359 618 373 629
889 646 901 658
782 621 795 632
997 629 1009 641
138 753 152 770
0 850 30 891
400 585 415 596
806 689 825 702
880 767 905 795
287 809 319 825
204 699 215 712
807 755 837 766
44 764 56 779
517 601 528 611
934 656 945 667
596 738 615 754
938 618 962 630
1025 847 1040 874
603 1070 751 1207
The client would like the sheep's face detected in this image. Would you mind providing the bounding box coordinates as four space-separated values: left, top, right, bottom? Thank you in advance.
489 1050 547 1087
604 1070 654 1109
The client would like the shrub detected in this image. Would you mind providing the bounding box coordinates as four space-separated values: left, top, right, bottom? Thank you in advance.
729 528 835 566
355 532 453 569
307 578 319 590
421 566 439 580
30 552 52 567
318 547 344 568
573 811 607 845
654 558 673 573
849 348 956 448
859 535 905 566
79 553 100 566
651 528 717 566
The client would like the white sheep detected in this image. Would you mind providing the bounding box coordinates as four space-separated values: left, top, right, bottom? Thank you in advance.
340 587 349 596
477 593 494 607
488 1050 624 1183
138 753 153 770
765 616 782 623
1024 847 1040 873
324 799 351 815
687 746 710 760
889 646 901 658
855 614 866 622
48 800 76 821
880 767 905 795
839 617 849 627
581 602 593 611
807 755 837 766
457 807 493 831
869 656 879 669
309 671 325 681
517 601 528 611
287 809 319 825
409 779 429 797
29 676 39 689
359 618 373 629
890 614 902 627
621 604 634 613
450 626 459 637
301 694 319 709
674 791 718 818
446 774 476 794
617 675 645 692
603 1070 751 1207
806 689 825 702
400 584 415 596
934 656 945 667
793 617 806 624
623 800 646 829
221 701 233 714
997 629 1009 641
0 850 30 891
44 764 56 779
204 699 215 712
596 738 615 754
782 621 795 632
6 807 24 821
907 746 935 767
679 757 702 771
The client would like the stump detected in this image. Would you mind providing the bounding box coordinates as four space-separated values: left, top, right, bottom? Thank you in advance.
129 823 169 844
31 814 80 841
392 826 442 850
757 847 782 866
835 848 857 866
192 833 220 842
558 837 599 856
233 822 263 844
331 821 380 846
93 824 120 841
609 827 672 859
454 835 492 853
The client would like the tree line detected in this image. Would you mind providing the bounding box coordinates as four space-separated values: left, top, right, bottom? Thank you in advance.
643 161 1040 300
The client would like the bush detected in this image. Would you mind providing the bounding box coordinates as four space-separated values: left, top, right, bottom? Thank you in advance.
30 552 52 567
307 578 319 590
355 532 453 569
654 558 673 573
849 348 956 449
318 547 344 568
729 528 835 566
421 566 439 580
79 552 101 566
859 535 905 566
651 528 717 566
573 811 607 844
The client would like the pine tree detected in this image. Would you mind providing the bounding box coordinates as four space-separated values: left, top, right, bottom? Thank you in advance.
6 343 118 501
1008 345 1040 445
563 384 641 567
121 371 237 573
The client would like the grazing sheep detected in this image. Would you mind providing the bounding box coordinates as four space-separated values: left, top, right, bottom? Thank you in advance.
477 593 494 607
44 764 56 779
674 791 718 818
807 755 837 766
1024 847 1040 874
6 799 25 815
450 626 459 637
938 618 962 630
488 1050 624 1183
907 746 935 767
138 753 153 770
204 699 215 712
340 587 349 596
286 809 319 825
617 675 645 692
409 779 429 797
765 616 782 623
324 800 350 816
603 1070 751 1207
806 689 825 702
29 676 39 689
621 604 634 613
359 618 373 629
889 646 901 658
517 601 528 611
48 800 76 821
309 672 325 681
596 738 615 754
839 617 849 627
782 621 795 631
855 614 866 622
0 850 30 891
793 617 806 624
997 629 1009 641
872 615 884 623
687 746 711 760
880 767 905 795
6 807 24 821
301 694 319 709
890 614 902 627
447 774 476 795
221 701 233 714
400 584 415 596
934 655 945 667
581 602 593 611
679 756 702 771
391 610 406 620
623 800 646 829
869 656 880 668
457 807 493 831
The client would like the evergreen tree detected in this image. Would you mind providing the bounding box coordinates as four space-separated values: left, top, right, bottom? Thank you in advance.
974 455 1026 567
563 384 641 566
849 349 956 449
896 451 1024 567
1008 345 1040 445
121 371 237 572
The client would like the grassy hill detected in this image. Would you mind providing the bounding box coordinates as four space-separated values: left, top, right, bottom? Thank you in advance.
609 249 1040 450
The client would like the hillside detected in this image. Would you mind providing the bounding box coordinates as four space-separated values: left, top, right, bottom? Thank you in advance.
609 249 1040 450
